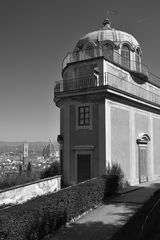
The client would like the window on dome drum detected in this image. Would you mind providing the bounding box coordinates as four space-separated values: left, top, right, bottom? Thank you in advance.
78 106 90 126
135 48 141 72
73 51 79 62
121 45 130 69
85 46 94 59
103 44 113 61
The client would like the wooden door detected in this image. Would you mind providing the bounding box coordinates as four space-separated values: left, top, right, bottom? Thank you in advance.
139 144 148 183
77 154 91 183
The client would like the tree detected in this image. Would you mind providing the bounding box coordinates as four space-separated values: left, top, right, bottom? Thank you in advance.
19 164 22 175
27 162 32 177
40 161 61 179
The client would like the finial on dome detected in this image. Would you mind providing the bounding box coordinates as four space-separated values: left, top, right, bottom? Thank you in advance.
102 18 112 29
103 18 110 26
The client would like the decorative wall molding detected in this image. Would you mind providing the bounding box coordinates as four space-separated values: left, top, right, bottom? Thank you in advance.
72 145 95 151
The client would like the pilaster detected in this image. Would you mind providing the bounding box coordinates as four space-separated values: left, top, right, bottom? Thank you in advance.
105 99 111 165
63 102 70 185
98 101 106 175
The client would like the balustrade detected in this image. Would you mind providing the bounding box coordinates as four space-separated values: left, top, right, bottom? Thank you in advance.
54 72 160 106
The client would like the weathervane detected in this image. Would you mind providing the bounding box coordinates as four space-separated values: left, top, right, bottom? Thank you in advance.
107 9 118 17
106 9 118 20
103 10 118 27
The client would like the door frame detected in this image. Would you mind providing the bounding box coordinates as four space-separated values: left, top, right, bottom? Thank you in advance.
75 150 92 183
137 133 151 183
138 142 148 183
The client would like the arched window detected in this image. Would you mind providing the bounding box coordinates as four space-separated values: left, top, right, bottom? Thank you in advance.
103 44 113 61
135 48 141 72
73 51 79 62
85 46 94 59
121 45 130 69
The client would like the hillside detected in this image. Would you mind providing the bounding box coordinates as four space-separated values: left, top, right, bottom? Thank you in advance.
0 141 58 154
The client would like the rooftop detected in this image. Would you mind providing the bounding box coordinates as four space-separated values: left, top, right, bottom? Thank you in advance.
75 18 139 51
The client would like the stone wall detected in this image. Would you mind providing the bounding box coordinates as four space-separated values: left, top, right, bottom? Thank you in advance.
0 175 61 207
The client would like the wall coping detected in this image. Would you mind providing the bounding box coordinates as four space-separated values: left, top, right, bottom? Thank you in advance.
0 175 61 194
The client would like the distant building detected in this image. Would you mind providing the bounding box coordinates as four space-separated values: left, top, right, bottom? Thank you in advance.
23 143 28 158
43 140 59 159
19 142 29 167
54 18 160 186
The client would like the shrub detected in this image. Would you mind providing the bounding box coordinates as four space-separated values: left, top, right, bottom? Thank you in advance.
40 161 61 179
106 162 130 189
0 176 118 240
102 174 119 196
0 171 40 190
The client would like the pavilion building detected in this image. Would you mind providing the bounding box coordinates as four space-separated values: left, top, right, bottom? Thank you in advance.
54 19 160 186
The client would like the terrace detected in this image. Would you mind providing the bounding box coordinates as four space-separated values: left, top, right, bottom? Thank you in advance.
62 47 149 80
54 71 160 107
54 48 160 107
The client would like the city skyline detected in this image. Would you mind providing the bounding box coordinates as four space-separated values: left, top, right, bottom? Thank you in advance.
0 0 160 141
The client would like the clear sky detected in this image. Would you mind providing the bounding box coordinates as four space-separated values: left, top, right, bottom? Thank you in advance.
0 0 160 141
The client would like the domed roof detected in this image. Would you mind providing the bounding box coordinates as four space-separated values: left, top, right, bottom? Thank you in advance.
75 19 140 51
43 140 58 158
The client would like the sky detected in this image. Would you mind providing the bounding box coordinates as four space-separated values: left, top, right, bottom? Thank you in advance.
0 0 160 142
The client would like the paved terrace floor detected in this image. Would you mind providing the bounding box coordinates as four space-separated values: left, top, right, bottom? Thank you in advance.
44 179 160 240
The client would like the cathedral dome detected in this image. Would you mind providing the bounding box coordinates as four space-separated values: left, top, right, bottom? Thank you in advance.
43 140 57 158
75 18 140 51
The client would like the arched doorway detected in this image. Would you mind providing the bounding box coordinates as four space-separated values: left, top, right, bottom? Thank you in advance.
121 44 130 69
85 46 94 59
137 133 151 183
103 43 113 61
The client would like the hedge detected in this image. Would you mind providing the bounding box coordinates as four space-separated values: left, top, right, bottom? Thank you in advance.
0 175 118 240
